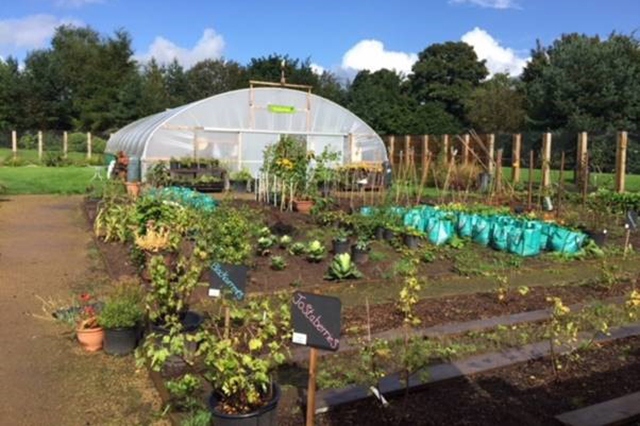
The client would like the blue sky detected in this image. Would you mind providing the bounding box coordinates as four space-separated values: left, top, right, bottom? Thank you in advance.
1 0 638 77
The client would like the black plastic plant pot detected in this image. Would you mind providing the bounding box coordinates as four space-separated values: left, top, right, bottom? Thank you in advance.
587 230 608 247
374 227 385 240
150 311 204 335
332 239 350 255
403 234 420 250
351 246 369 264
209 384 280 426
104 327 138 356
383 228 395 241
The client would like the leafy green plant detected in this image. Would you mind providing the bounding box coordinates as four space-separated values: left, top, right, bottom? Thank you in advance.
180 409 212 426
98 296 143 329
305 240 327 262
257 235 276 256
194 298 291 415
146 161 171 187
230 168 253 182
279 235 292 249
420 247 436 263
166 373 202 412
196 205 258 265
288 242 306 256
325 253 363 281
546 297 579 379
354 239 370 251
333 228 350 243
397 257 421 326
495 274 509 304
270 255 287 271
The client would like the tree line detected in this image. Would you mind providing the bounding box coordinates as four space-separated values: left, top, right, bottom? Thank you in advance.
0 25 639 144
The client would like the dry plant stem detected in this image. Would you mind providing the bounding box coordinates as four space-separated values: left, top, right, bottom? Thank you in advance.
528 150 534 210
415 154 431 205
366 297 371 342
556 151 565 219
582 151 589 206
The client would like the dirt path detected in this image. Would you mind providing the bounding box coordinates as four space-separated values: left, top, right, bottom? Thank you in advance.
0 195 166 426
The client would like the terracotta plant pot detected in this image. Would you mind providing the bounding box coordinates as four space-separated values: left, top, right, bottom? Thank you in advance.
76 327 105 352
294 199 314 215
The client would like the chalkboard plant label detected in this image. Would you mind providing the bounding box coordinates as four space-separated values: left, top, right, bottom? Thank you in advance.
291 291 341 351
208 263 248 301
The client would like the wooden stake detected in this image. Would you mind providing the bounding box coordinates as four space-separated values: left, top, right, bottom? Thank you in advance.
512 133 521 184
556 151 565 219
38 130 43 161
388 136 395 170
87 132 92 159
616 131 628 193
624 227 631 258
463 134 470 165
495 149 503 194
528 150 534 210
541 132 552 189
306 347 318 426
224 306 230 339
63 131 68 159
421 135 429 177
11 130 17 158
487 134 495 176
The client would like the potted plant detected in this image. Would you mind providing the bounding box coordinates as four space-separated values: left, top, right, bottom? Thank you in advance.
403 227 423 249
195 298 291 425
351 239 370 264
75 294 104 352
98 279 144 356
229 169 253 193
332 229 351 254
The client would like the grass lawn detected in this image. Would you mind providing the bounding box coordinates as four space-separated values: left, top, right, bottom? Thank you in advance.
0 148 104 166
0 165 104 195
500 166 640 192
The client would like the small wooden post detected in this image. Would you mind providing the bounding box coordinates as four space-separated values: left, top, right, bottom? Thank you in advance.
37 131 43 161
86 132 92 159
404 135 411 168
541 132 552 189
528 150 534 210
388 135 395 169
11 130 17 158
576 132 588 185
615 131 628 193
463 134 470 165
556 151 565 219
63 131 68 159
495 149 503 194
224 306 231 339
306 347 318 426
348 133 355 163
487 134 495 175
512 133 521 184
421 135 429 176
442 134 450 164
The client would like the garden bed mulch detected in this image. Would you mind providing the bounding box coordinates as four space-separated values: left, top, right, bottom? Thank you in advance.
299 334 640 426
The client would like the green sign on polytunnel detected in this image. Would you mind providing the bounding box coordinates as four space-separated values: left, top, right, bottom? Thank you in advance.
268 104 296 114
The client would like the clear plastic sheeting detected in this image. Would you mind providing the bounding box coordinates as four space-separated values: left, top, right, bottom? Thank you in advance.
106 87 388 178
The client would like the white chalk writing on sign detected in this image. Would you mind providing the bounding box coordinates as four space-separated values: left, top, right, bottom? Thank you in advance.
292 293 339 350
211 263 244 300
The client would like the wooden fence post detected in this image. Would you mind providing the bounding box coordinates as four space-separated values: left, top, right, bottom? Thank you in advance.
541 132 552 189
38 130 43 161
463 134 470 165
87 132 92 160
487 134 495 175
63 131 68 159
421 135 429 173
388 135 395 168
512 133 521 184
575 132 588 184
615 131 628 193
11 130 17 158
495 149 503 193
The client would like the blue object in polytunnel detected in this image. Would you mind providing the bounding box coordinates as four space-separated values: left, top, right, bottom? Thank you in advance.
426 217 454 245
472 217 492 246
508 223 542 257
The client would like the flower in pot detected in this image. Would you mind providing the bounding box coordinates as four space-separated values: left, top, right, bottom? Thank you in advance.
75 294 104 352
305 240 326 263
194 298 291 423
332 229 351 254
351 238 370 264
325 253 363 281
403 227 423 250
98 279 144 356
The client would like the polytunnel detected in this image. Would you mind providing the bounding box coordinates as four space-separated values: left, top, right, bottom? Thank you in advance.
106 86 389 178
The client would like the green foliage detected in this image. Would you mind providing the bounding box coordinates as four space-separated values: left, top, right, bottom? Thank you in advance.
194 298 291 414
397 257 421 326
270 255 287 271
197 205 259 265
165 374 202 412
98 278 144 329
146 162 171 187
305 240 327 262
180 409 212 426
325 253 363 281
466 73 525 133
288 242 306 256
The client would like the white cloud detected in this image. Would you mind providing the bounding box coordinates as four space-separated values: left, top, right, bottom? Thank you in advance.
55 0 104 8
310 63 325 75
341 39 417 76
450 0 519 9
0 14 80 53
138 28 225 69
461 27 528 76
